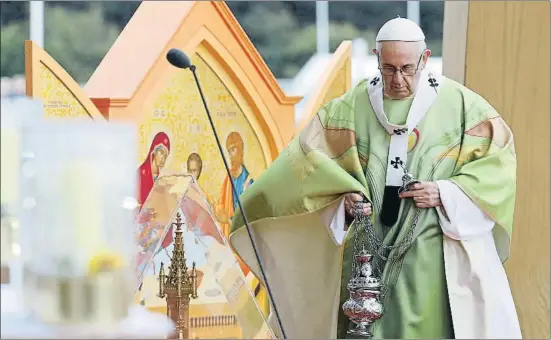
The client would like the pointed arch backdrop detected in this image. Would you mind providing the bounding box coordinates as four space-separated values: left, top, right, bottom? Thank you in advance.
24 40 105 121
85 0 302 208
84 2 302 336
296 41 352 133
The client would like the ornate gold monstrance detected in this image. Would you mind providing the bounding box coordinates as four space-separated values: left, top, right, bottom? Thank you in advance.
158 213 198 339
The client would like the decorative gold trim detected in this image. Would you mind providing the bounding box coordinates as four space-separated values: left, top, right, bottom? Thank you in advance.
297 41 352 133
24 40 106 121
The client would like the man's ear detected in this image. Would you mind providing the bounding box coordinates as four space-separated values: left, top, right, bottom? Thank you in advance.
419 49 432 70
423 49 432 61
372 48 378 55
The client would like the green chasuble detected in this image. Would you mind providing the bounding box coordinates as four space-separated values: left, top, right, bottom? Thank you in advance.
229 76 516 339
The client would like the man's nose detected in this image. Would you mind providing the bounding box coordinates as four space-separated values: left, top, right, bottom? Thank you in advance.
392 71 404 82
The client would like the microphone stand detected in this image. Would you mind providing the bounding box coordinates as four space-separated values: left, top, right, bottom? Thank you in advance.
188 65 287 339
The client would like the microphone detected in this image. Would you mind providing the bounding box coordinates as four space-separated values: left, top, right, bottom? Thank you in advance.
166 48 193 70
166 48 287 339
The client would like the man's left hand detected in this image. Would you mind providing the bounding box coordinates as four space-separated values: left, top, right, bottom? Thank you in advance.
399 181 442 208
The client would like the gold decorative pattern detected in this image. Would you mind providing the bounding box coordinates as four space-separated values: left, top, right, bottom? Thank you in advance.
321 59 350 107
298 41 352 133
39 63 92 119
299 114 356 159
138 53 267 201
158 213 198 339
137 52 271 338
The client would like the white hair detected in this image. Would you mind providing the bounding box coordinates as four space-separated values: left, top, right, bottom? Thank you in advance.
375 40 427 55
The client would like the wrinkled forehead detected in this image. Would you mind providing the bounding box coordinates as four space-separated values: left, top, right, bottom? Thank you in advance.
377 41 421 66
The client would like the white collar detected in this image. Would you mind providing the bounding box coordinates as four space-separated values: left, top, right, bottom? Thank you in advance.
366 70 444 186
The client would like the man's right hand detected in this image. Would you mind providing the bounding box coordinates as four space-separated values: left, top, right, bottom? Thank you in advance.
344 193 372 217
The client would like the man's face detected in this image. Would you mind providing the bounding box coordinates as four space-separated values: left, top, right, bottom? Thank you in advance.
376 41 430 99
227 144 240 163
152 147 168 169
188 160 202 180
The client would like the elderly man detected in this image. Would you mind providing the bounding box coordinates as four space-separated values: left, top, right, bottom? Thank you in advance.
230 17 521 339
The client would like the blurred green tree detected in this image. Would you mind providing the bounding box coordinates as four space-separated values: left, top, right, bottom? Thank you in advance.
43 5 119 83
420 1 444 41
0 1 445 79
101 1 141 29
237 2 299 78
0 1 28 26
329 1 407 31
234 2 377 78
0 21 28 77
283 23 372 78
48 1 90 12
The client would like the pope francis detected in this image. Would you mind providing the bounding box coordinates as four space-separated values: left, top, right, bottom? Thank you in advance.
230 17 522 339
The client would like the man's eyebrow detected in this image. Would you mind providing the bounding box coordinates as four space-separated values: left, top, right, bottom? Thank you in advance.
381 62 416 68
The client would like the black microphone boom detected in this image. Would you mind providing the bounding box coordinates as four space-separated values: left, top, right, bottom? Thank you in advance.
166 48 287 339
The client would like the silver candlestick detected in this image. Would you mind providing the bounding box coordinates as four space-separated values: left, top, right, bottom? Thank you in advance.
342 248 383 338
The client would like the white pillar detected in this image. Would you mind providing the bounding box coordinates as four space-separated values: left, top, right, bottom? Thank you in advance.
316 1 329 54
30 1 45 48
407 1 421 26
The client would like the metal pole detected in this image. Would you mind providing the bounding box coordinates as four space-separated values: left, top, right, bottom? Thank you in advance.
407 1 421 26
316 1 329 54
30 1 45 47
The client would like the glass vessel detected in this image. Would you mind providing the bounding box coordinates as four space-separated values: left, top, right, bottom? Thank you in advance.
19 117 138 328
